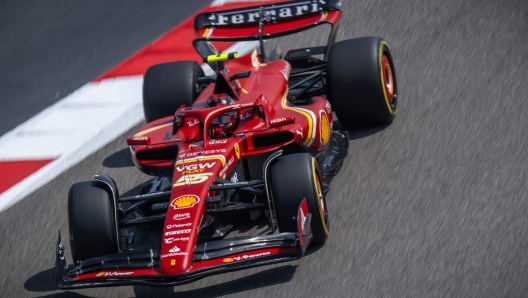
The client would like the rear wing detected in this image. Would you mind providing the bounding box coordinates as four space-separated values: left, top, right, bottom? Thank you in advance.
194 0 342 42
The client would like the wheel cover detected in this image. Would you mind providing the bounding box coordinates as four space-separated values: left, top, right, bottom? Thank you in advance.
381 55 395 104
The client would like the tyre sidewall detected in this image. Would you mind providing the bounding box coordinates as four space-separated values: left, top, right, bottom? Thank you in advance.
328 36 398 128
68 180 117 263
270 153 329 244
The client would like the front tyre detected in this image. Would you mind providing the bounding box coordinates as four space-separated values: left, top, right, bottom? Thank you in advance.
327 36 398 128
270 153 329 244
68 181 118 264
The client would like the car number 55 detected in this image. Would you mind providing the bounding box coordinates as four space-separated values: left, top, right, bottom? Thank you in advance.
173 173 214 187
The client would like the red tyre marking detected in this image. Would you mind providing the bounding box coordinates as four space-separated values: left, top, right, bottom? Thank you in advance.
382 55 394 103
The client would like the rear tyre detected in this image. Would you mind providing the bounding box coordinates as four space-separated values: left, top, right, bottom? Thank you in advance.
143 61 204 123
327 36 398 128
68 181 118 264
270 153 329 244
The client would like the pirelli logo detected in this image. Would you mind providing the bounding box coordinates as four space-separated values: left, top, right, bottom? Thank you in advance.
195 0 340 28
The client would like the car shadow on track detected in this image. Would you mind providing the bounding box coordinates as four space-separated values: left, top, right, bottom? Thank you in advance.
24 268 58 293
333 120 391 141
103 147 135 168
24 268 94 297
132 264 298 297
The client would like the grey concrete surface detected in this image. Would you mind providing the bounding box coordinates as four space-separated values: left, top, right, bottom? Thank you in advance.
0 0 211 136
0 0 527 297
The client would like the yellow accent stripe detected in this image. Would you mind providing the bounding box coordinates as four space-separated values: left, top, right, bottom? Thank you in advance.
202 28 211 37
312 157 329 236
320 11 329 21
134 123 172 137
379 41 397 115
280 88 314 146
175 155 225 167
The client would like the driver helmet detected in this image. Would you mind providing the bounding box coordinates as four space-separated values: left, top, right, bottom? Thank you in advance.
206 94 238 138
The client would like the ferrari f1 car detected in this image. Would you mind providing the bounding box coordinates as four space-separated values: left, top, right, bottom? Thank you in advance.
55 0 398 289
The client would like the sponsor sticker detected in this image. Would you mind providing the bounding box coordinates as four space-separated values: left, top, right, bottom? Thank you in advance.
219 156 235 178
320 111 330 146
95 271 134 277
270 118 287 124
222 252 271 263
166 223 192 229
170 195 200 209
223 257 233 263
296 129 303 138
239 111 252 120
230 172 238 183
169 246 181 253
173 213 191 220
187 119 200 127
209 139 228 144
161 252 188 259
175 162 216 173
202 2 327 26
178 149 227 158
164 237 190 244
299 206 307 234
165 229 191 237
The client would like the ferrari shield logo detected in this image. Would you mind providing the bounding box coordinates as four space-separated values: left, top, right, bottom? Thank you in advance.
234 143 240 159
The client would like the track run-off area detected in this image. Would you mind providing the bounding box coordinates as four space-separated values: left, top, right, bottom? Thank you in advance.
0 0 527 297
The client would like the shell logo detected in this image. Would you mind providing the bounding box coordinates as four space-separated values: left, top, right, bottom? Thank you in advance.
320 112 330 146
95 272 105 277
171 195 199 209
223 258 233 263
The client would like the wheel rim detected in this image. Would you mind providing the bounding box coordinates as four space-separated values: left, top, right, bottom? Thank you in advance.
381 55 395 104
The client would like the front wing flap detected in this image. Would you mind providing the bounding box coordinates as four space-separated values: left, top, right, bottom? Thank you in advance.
55 200 313 289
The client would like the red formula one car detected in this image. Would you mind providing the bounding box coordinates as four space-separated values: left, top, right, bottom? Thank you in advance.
55 0 398 289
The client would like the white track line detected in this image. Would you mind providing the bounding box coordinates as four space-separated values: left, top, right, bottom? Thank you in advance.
0 41 257 213
0 76 144 212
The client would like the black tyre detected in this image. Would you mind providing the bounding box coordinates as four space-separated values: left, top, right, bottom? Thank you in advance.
327 36 398 128
270 153 329 244
68 181 118 264
143 61 204 123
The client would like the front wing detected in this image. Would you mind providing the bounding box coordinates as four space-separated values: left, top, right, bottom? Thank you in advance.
55 200 313 289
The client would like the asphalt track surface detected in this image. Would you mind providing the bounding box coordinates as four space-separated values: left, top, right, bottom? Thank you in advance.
1 0 528 297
